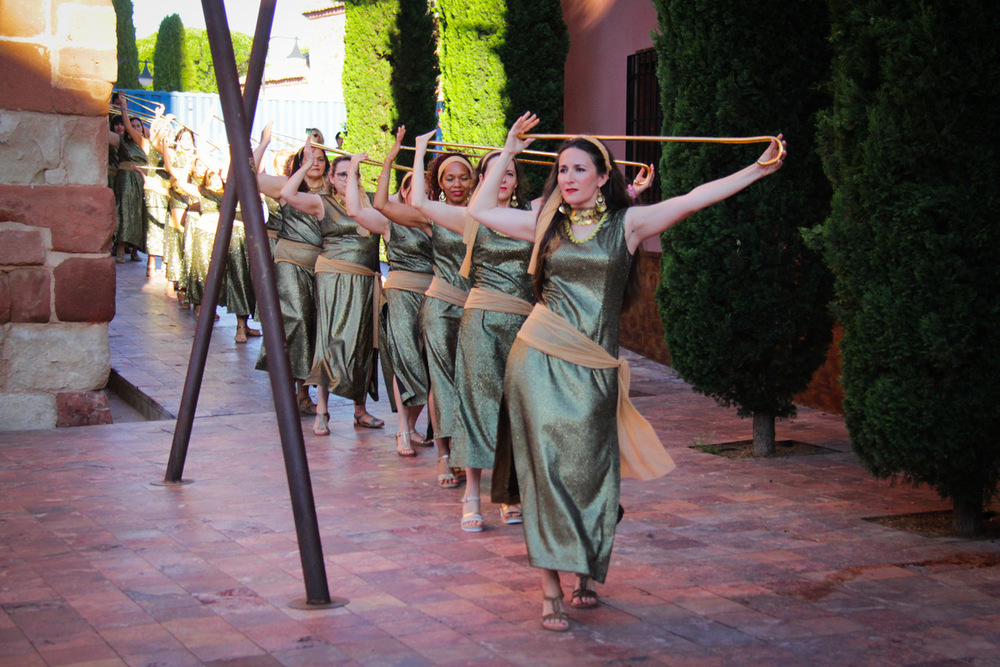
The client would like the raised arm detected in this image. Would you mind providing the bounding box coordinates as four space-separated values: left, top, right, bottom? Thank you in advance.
410 129 471 234
253 120 274 175
466 112 538 241
345 153 390 236
120 96 151 152
253 121 288 198
279 138 325 218
624 135 786 254
373 127 432 231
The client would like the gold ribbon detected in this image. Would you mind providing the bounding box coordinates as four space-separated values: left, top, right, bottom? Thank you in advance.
424 275 469 307
266 229 279 240
464 287 533 317
315 255 382 349
273 238 321 270
516 303 675 481
384 270 433 294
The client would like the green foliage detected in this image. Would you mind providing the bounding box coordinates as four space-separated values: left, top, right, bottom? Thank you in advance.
344 0 400 184
653 0 834 421
183 28 253 93
437 0 507 147
153 14 184 91
389 0 440 173
816 0 1000 511
500 0 568 192
136 34 155 66
113 0 140 88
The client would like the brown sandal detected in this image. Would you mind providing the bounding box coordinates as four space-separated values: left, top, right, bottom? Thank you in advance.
541 593 570 632
571 576 599 609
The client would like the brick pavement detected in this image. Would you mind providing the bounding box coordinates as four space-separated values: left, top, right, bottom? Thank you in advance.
1 260 998 666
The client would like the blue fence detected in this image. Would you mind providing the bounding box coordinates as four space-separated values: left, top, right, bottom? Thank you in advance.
117 89 347 170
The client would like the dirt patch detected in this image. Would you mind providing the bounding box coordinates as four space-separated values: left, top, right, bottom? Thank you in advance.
691 439 834 459
864 509 1000 540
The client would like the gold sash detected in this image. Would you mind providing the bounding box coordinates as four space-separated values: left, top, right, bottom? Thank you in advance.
464 287 533 317
384 270 433 294
424 276 469 308
273 238 321 270
516 303 675 481
314 255 382 349
266 229 279 240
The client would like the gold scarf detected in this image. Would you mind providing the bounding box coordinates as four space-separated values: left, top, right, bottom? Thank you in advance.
383 270 433 294
464 287 533 317
424 275 469 307
274 238 322 270
516 303 675 481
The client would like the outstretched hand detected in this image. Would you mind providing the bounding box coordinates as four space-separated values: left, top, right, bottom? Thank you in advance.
506 112 539 154
756 134 787 175
389 126 406 158
415 128 436 150
350 152 367 168
261 120 274 145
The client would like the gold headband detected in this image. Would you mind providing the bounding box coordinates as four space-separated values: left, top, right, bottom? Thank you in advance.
437 155 474 186
578 135 611 173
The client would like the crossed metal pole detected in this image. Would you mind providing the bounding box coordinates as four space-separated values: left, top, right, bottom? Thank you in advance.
154 0 341 609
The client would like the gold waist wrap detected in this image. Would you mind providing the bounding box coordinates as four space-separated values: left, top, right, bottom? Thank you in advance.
384 270 433 294
424 276 469 308
464 287 533 317
315 255 382 350
266 229 279 240
516 303 675 481
273 239 321 270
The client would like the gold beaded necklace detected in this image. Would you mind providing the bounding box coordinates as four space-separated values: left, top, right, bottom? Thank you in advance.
565 211 607 243
568 206 601 226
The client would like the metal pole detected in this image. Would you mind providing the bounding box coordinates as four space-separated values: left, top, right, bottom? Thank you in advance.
160 0 274 485
197 0 340 608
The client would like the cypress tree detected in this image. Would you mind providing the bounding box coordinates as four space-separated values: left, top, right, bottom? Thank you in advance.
437 0 507 146
817 0 1000 535
653 0 834 456
500 0 568 192
389 0 439 174
344 0 400 175
113 0 140 89
153 14 185 92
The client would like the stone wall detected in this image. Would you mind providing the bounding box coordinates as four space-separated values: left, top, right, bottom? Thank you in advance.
621 250 845 415
0 0 117 429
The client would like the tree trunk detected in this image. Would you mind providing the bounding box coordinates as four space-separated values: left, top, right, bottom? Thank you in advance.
752 412 775 457
952 497 984 537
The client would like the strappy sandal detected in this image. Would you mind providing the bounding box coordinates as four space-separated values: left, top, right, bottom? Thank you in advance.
313 413 330 436
298 395 317 415
354 412 385 429
541 593 570 632
244 327 262 337
395 430 417 457
571 576 599 609
500 504 523 525
437 455 460 489
461 496 484 532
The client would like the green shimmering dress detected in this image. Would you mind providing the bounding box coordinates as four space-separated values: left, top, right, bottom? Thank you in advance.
254 203 322 380
502 210 632 583
419 224 470 439
225 217 256 319
305 196 381 402
382 222 433 407
165 150 192 284
185 186 223 308
451 226 534 469
113 138 147 251
144 146 170 258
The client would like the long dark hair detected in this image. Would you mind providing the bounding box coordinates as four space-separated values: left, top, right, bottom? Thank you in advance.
290 146 331 193
533 137 637 303
477 152 530 210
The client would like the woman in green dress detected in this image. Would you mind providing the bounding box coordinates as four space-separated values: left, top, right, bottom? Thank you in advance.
142 114 176 278
112 96 151 263
279 148 384 435
469 113 786 631
410 131 477 490
185 166 224 319
164 129 200 306
253 123 329 414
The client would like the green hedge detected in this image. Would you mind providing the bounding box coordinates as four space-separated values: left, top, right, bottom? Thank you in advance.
817 0 1000 533
113 0 139 89
153 14 184 92
653 0 834 453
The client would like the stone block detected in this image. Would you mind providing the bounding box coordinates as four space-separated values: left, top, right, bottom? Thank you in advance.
55 3 116 46
56 389 112 427
0 5 46 38
57 46 117 82
0 392 58 431
0 184 115 253
0 42 111 117
0 111 108 187
9 268 50 323
54 256 115 322
0 273 10 324
2 322 109 392
0 230 46 265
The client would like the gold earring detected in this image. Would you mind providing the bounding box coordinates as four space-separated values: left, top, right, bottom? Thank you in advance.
558 202 569 215
438 191 446 202
596 190 607 213
510 192 518 208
